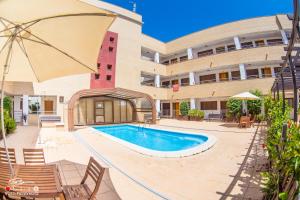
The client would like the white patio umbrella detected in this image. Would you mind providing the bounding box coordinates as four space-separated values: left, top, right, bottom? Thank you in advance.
230 92 260 115
0 0 116 176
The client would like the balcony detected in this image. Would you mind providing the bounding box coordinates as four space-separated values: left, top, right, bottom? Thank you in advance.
167 77 275 100
162 41 285 68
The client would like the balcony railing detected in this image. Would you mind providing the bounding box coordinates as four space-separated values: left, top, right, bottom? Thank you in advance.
246 74 260 79
152 41 286 66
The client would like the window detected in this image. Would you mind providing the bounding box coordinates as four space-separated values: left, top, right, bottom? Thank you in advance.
255 40 265 47
171 79 179 86
219 72 229 81
246 69 259 79
106 75 112 81
95 74 100 80
199 74 216 84
97 63 101 69
108 47 114 52
109 37 114 42
216 46 226 54
59 96 64 103
231 71 240 80
180 78 189 86
201 101 217 110
162 103 170 116
161 81 170 88
267 39 283 46
170 58 178 64
197 49 213 58
261 67 272 77
107 64 112 70
221 101 227 110
179 55 188 62
241 41 253 49
162 60 169 65
227 44 236 52
274 67 282 76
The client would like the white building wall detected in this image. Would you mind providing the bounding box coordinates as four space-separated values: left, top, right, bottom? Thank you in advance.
33 74 90 122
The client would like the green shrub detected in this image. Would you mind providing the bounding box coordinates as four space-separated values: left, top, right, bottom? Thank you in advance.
248 89 262 116
188 109 197 117
180 101 189 116
3 96 12 117
260 96 300 199
226 98 242 119
188 109 205 119
0 107 16 137
196 110 204 119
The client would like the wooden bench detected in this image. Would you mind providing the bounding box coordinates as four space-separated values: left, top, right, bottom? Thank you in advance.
39 115 61 127
208 113 223 121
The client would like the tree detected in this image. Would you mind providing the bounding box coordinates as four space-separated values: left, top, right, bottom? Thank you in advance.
180 101 189 116
247 89 262 116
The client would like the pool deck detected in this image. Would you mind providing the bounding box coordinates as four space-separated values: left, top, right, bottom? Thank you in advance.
0 119 265 200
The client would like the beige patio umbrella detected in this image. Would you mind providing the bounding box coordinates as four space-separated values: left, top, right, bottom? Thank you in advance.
0 0 116 176
230 92 260 115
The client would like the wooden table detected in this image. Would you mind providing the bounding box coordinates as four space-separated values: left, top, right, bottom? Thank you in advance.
0 163 64 199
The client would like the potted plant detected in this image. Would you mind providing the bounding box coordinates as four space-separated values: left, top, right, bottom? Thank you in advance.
179 101 189 120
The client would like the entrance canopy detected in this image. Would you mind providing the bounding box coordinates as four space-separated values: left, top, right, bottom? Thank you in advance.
67 88 156 131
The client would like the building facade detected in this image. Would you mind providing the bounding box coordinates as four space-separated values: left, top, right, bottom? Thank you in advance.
9 0 292 127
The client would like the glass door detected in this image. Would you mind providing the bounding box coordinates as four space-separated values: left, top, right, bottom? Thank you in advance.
95 101 104 123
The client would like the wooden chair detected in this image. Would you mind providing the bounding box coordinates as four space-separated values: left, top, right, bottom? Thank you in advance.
23 148 45 165
63 157 106 200
0 147 16 164
239 116 251 128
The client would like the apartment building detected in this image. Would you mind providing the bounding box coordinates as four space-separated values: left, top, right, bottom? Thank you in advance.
9 0 292 128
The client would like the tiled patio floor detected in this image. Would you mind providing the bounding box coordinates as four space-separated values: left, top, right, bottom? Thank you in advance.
54 160 121 200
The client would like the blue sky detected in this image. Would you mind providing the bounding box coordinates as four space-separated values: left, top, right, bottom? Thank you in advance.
101 0 293 42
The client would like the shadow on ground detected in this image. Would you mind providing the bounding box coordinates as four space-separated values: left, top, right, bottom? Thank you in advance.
217 124 268 200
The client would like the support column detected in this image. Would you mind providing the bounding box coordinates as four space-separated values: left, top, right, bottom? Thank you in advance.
280 30 289 45
154 52 160 63
155 99 161 117
271 67 276 78
217 100 221 114
189 72 195 85
190 98 196 110
187 48 193 60
155 74 160 88
216 73 220 82
239 64 247 80
22 95 29 126
170 101 173 118
234 36 242 50
228 70 232 81
258 68 263 78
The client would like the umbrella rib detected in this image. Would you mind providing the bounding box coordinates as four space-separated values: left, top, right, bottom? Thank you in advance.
15 32 40 82
0 33 14 56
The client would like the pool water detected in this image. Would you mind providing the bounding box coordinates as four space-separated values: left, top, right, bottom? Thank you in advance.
93 125 208 152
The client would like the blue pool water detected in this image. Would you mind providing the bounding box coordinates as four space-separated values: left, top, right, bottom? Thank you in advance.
93 125 208 152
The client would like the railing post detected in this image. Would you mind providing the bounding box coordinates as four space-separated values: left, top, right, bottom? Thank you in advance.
276 82 280 101
288 55 298 122
281 74 286 114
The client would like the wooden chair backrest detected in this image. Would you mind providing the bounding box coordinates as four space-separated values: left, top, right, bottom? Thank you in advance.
81 157 106 199
23 148 45 165
240 116 250 123
0 147 16 164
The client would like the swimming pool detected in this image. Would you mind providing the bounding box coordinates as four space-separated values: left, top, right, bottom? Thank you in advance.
92 125 216 157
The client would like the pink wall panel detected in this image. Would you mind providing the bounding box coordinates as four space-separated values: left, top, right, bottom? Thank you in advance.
90 31 118 89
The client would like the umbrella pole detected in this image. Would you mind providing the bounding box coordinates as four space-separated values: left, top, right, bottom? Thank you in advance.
1 31 17 178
